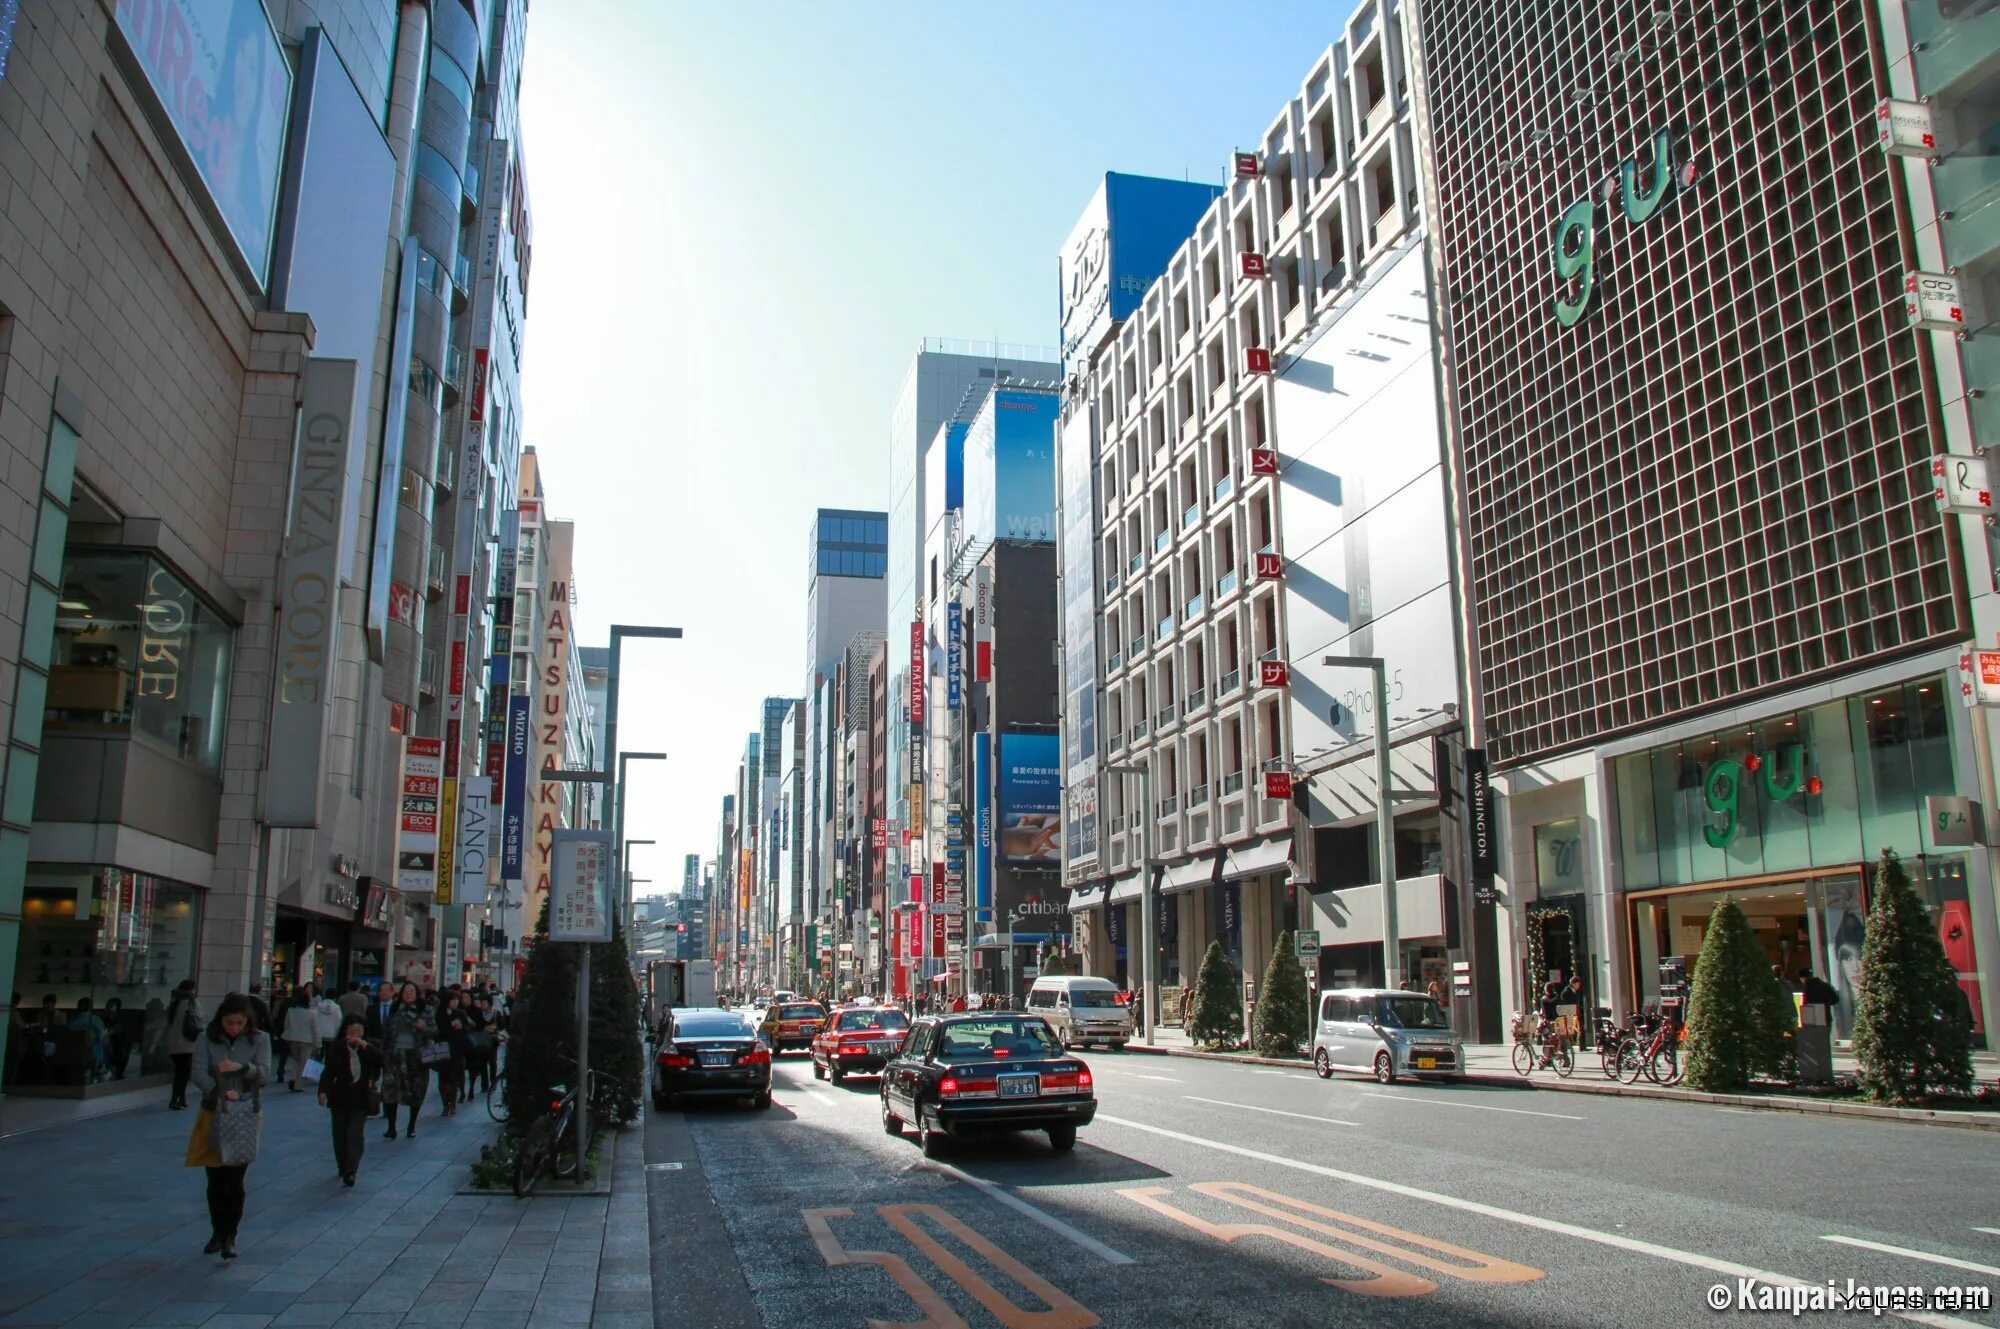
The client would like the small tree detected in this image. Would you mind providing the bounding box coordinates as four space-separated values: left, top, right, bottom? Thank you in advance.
1682 897 1795 1092
588 918 643 1127
1854 850 1974 1103
1188 941 1243 1050
505 894 577 1134
1252 932 1309 1057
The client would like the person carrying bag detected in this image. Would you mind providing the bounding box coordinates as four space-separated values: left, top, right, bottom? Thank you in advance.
319 1016 383 1186
184 993 270 1261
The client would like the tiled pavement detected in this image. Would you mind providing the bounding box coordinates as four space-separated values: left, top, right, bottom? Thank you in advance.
0 1082 653 1329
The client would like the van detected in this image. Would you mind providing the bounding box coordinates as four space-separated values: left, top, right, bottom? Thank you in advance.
1026 976 1132 1050
1311 988 1463 1083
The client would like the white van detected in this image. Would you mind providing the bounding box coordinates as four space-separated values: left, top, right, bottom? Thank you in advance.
1312 988 1463 1083
1026 976 1132 1050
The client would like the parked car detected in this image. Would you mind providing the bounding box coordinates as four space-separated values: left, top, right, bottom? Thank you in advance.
1024 975 1131 1050
881 1014 1095 1157
653 1007 772 1110
1311 988 1462 1084
812 1005 911 1083
760 1000 828 1055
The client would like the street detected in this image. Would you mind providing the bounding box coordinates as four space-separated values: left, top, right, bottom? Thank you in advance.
661 1048 2000 1329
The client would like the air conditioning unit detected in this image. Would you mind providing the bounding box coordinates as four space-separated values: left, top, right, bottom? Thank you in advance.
1240 252 1268 279
1233 152 1261 179
1245 347 1273 374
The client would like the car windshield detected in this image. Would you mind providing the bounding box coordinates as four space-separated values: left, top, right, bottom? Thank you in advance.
836 1010 908 1032
933 1019 1064 1060
1376 996 1450 1030
1071 989 1120 1008
674 1015 751 1039
780 1004 823 1020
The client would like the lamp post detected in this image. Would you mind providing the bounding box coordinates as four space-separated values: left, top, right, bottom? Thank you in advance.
1103 762 1154 1044
601 624 682 954
614 751 667 919
1321 655 1401 988
623 838 654 934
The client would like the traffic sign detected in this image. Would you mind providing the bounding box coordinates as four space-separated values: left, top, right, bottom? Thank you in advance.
1296 931 1320 957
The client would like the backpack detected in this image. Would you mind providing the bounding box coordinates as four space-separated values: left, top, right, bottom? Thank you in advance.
177 999 200 1042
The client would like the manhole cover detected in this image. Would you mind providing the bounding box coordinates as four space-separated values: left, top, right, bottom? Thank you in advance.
645 1162 684 1172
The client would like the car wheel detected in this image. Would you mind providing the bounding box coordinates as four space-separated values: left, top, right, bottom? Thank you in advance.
881 1098 903 1136
1047 1124 1077 1152
1109 1043 1125 1053
752 1090 773 1110
1374 1051 1396 1085
829 1066 845 1085
1313 1048 1334 1080
812 1059 826 1081
919 1111 948 1159
652 1090 672 1111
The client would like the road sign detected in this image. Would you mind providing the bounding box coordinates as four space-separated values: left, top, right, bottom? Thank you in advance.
1296 930 1320 957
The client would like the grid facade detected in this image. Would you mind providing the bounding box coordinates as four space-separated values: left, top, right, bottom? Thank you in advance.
1415 0 1960 768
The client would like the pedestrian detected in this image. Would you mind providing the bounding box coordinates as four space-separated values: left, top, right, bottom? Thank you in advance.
1797 968 1839 1011
313 983 343 1062
165 980 204 1110
1426 978 1446 1006
280 988 318 1090
436 989 470 1116
103 996 131 1080
338 980 368 1023
68 997 109 1082
243 982 273 1037
380 980 433 1140
318 1016 382 1187
466 995 498 1096
184 993 271 1261
365 980 396 1044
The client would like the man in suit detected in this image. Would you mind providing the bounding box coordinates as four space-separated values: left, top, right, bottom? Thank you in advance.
365 981 397 1043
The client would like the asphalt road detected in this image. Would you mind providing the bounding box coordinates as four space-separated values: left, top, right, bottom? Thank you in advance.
648 1043 2000 1329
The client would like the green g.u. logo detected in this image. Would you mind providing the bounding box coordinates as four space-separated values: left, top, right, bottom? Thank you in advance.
1553 127 1686 328
1702 744 1809 848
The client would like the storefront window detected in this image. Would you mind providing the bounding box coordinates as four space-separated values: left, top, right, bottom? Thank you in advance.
7 867 204 1087
1613 676 1959 890
44 551 234 768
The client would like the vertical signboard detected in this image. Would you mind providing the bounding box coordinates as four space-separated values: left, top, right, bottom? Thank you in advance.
530 522 576 913
435 778 458 905
457 776 492 904
502 696 530 887
442 935 462 984
909 619 926 730
397 737 442 893
946 601 963 710
268 358 355 826
972 565 994 681
1466 748 1498 905
973 732 993 918
549 829 614 942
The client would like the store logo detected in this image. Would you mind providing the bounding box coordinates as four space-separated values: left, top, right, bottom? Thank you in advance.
1701 743 1822 848
1552 127 1695 328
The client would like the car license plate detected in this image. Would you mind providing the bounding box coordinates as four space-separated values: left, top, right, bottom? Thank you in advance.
1415 1056 1436 1070
699 1052 730 1067
998 1075 1040 1098
870 1041 897 1056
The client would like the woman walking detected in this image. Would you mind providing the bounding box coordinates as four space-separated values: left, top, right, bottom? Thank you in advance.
436 989 471 1116
465 995 498 1097
280 988 319 1091
165 980 203 1110
380 981 432 1140
185 994 270 1260
319 1016 381 1186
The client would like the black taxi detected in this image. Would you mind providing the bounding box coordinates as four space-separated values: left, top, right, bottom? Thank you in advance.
880 1014 1095 1156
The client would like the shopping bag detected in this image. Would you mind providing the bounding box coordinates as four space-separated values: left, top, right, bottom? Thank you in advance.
301 1057 325 1083
418 1040 452 1066
183 1107 223 1168
214 1098 262 1166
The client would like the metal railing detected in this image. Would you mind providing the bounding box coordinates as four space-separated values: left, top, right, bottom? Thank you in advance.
1155 706 1176 730
1157 794 1179 817
1216 569 1239 598
1188 783 1210 806
1222 771 1246 795
1214 473 1234 503
1185 688 1206 711
1220 669 1242 694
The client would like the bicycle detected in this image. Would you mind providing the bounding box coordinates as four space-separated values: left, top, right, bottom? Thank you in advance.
487 1063 509 1123
1618 1012 1683 1086
1509 1013 1575 1077
511 1068 628 1199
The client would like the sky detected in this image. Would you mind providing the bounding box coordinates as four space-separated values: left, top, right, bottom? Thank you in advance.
517 2 1347 897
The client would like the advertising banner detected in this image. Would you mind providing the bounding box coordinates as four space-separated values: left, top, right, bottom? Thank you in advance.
909 619 926 729
946 601 963 710
965 389 1061 546
530 522 576 906
973 732 992 917
435 777 458 906
549 829 614 942
998 732 1061 864
972 565 994 680
502 695 530 885
457 776 492 905
113 0 292 282
442 936 461 984
397 737 442 893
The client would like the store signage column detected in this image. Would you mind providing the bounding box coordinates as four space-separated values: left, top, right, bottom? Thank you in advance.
397 737 443 893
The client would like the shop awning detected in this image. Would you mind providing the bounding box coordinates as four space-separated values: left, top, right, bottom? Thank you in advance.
1220 838 1292 883
1067 886 1107 912
1108 873 1145 905
1161 853 1220 897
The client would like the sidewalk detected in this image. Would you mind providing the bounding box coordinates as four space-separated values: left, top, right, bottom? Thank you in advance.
0 1083 650 1329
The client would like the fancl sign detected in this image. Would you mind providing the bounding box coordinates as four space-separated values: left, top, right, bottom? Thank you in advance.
1551 128 1696 328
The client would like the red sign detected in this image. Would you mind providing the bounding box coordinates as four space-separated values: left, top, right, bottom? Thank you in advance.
1260 660 1291 688
1256 552 1285 581
1250 448 1279 475
1245 347 1273 374
901 828 912 848
872 818 886 849
454 574 472 615
444 719 460 777
1265 771 1294 801
913 908 928 960
388 582 417 627
448 641 466 695
909 621 926 726
1240 252 1267 279
468 348 489 423
1233 152 1260 179
932 913 947 956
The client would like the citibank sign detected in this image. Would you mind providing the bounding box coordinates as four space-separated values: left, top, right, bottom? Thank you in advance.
1551 127 1696 328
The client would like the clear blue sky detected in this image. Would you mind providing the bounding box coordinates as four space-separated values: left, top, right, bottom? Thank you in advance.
518 2 1348 893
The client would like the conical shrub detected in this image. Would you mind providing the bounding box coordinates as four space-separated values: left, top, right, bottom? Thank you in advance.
1682 897 1795 1091
1252 932 1309 1057
1854 850 1974 1103
1188 941 1242 1050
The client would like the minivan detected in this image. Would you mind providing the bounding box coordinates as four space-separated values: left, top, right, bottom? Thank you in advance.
1025 976 1132 1050
1312 988 1462 1083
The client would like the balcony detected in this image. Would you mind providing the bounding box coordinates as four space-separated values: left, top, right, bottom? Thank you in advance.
1220 669 1242 694
1130 721 1149 744
435 444 456 493
1185 687 1206 712
419 648 440 697
1363 97 1393 144
1188 783 1210 807
451 253 471 312
1155 705 1176 730
426 545 448 596
461 157 481 216
1130 551 1144 575
1183 502 1201 529
1156 615 1174 642
1154 529 1172 555
1216 569 1239 599
442 342 464 394
1373 207 1400 251
1157 794 1179 817
1107 650 1123 672
1179 414 1200 447
1223 771 1246 796
1185 594 1204 620
1213 473 1234 503
1104 570 1122 596
1130 636 1147 661
1209 381 1232 416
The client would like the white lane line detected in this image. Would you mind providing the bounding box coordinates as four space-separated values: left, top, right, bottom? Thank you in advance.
1114 1072 1184 1083
1361 1091 1584 1122
927 1160 1135 1266
1183 1095 1360 1128
1250 1069 1297 1076
1095 1114 1986 1329
1822 1235 2000 1279
1716 1108 1760 1115
1975 1227 2000 1237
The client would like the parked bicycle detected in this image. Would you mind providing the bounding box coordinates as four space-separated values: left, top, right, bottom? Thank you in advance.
486 1063 509 1123
512 1068 627 1199
1617 1009 1683 1086
1508 1011 1575 1077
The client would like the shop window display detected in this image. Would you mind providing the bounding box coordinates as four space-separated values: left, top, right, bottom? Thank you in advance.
7 868 203 1088
43 551 234 769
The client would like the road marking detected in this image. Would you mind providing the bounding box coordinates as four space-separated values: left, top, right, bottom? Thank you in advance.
1095 1115 1987 1329
1976 1227 2000 1237
1251 1069 1297 1076
1100 1071 1183 1082
927 1161 1135 1265
1121 1182 1541 1299
805 1204 1100 1329
1183 1096 1361 1128
1360 1091 1584 1121
1715 1108 1760 1115
1821 1235 2000 1279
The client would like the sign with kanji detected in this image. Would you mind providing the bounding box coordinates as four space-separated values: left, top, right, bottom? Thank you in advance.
549 829 614 942
1905 271 1964 332
1260 660 1291 688
1255 552 1285 581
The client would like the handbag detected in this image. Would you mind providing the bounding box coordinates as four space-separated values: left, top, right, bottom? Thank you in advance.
418 1040 452 1066
179 1003 201 1042
214 1096 261 1166
184 1107 223 1168
464 1031 491 1056
301 1057 325 1082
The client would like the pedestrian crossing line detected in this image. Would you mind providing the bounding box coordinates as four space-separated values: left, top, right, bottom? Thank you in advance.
1821 1235 2000 1279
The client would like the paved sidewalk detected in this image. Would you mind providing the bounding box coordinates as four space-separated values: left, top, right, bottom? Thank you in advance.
0 1083 648 1329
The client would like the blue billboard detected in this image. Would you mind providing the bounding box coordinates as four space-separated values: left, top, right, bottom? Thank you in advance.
974 731 992 916
501 695 530 882
998 732 1061 865
965 388 1060 547
1058 172 1223 374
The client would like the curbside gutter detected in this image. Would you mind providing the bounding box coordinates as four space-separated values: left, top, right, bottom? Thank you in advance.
1123 1042 2000 1132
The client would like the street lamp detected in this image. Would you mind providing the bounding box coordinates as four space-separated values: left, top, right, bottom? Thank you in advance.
1103 762 1155 1045
601 624 682 938
623 838 655 931
1321 655 1401 989
616 753 666 918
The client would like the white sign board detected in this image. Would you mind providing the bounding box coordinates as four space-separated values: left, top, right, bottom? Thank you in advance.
1876 99 1937 156
550 829 614 942
1905 271 1965 333
1932 455 1993 516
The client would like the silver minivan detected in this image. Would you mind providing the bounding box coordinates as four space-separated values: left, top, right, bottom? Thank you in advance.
1025 976 1132 1050
1312 988 1462 1083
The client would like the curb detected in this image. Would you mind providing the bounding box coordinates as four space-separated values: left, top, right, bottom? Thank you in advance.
457 1121 619 1196
1124 1043 2000 1132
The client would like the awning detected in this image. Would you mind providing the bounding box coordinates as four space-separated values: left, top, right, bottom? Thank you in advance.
1067 886 1106 912
1220 838 1291 883
1108 873 1145 905
1161 853 1220 897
